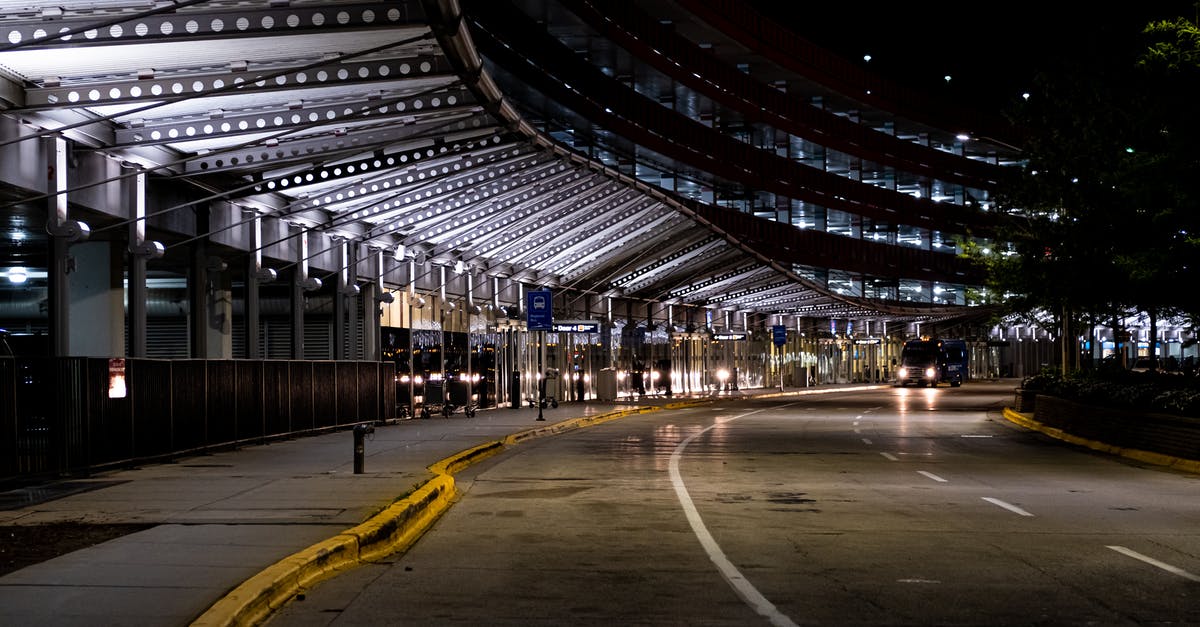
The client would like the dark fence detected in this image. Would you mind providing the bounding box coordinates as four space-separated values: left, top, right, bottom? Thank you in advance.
0 357 395 485
1033 394 1200 462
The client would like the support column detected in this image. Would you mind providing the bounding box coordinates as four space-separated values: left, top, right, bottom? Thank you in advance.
244 215 274 359
128 171 163 358
47 136 90 357
69 241 124 356
291 227 311 360
190 239 231 359
335 239 348 361
345 241 360 360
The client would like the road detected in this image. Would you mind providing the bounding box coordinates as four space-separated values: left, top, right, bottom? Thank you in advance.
269 381 1200 626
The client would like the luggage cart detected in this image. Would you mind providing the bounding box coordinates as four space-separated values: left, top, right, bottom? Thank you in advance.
541 368 560 409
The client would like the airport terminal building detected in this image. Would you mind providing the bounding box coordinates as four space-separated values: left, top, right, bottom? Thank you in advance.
0 0 1176 477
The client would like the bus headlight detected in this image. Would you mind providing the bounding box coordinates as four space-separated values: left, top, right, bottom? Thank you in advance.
924 367 937 378
897 367 908 379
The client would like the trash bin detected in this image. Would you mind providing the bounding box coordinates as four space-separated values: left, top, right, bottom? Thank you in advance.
597 368 617 401
510 370 521 409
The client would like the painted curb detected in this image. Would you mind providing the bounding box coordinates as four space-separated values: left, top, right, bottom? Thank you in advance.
190 404 663 627
191 474 455 627
1002 407 1200 475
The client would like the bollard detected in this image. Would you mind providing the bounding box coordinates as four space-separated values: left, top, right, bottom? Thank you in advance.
353 424 375 474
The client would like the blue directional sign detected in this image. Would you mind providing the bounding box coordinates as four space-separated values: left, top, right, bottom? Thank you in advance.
772 324 788 347
526 289 553 331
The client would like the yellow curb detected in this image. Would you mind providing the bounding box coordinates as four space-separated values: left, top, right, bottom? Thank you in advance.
346 474 456 563
503 406 656 445
192 533 359 627
1002 407 1200 475
191 404 671 627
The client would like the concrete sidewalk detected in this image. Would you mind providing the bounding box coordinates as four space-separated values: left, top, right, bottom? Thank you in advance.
0 394 724 627
0 386 877 626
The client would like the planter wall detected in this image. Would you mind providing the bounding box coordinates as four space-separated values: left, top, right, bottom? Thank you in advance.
1033 394 1200 462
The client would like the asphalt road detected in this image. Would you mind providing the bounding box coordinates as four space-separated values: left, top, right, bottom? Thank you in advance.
269 381 1200 626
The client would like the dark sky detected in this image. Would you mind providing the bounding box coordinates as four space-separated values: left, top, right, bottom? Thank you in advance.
749 2 1198 112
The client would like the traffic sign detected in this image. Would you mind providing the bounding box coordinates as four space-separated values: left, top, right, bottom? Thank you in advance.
526 289 553 331
772 324 787 347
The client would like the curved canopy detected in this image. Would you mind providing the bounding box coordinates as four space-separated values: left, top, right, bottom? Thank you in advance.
0 0 996 324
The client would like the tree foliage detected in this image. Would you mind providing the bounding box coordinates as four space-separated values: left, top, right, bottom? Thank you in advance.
969 16 1200 330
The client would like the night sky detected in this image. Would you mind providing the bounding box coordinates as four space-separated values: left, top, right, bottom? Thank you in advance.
748 2 1198 114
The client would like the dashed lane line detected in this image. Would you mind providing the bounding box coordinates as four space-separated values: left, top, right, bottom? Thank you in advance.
1107 546 1200 582
982 497 1034 517
917 470 948 483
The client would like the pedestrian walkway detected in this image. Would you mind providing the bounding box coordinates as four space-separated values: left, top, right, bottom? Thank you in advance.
0 385 882 626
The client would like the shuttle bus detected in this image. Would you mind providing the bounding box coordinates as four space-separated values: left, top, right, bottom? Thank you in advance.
896 339 968 387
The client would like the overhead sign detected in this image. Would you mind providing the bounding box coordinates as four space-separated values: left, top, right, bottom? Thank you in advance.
713 332 747 341
526 289 553 331
552 320 601 333
772 325 787 347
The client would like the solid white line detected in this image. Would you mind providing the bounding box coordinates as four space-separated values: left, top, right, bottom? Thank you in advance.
982 497 1034 517
861 438 873 445
880 452 898 461
917 470 948 483
669 408 798 627
1107 545 1200 582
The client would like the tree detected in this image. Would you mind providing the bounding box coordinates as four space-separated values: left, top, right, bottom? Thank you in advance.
967 15 1200 373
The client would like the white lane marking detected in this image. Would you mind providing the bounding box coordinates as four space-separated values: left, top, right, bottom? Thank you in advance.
669 408 798 627
961 434 993 438
861 438 873 445
853 428 862 434
982 497 1034 517
1107 546 1200 582
917 471 948 483
897 578 941 584
880 452 898 461
855 415 864 420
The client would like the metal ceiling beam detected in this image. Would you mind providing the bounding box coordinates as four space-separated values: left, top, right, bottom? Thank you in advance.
308 141 539 219
615 237 725 292
383 157 571 249
183 109 489 174
666 263 765 298
472 177 625 266
22 54 456 111
462 171 610 261
499 185 642 269
115 87 476 148
451 176 628 264
555 211 684 285
240 131 516 207
0 3 429 50
519 191 648 269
